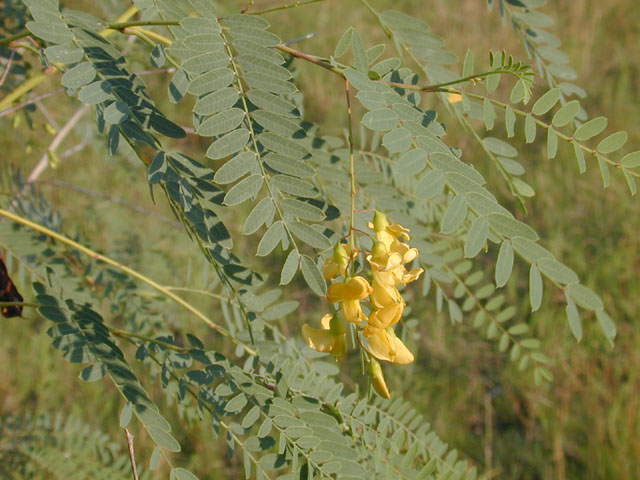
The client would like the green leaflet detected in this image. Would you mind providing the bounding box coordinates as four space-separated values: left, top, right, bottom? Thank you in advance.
264 154 315 178
61 62 97 88
78 81 112 104
206 129 250 159
529 264 543 312
271 175 318 198
495 240 514 288
238 54 292 80
280 249 300 285
597 131 627 154
214 152 257 184
440 195 467 234
565 299 582 342
26 20 73 44
464 217 489 258
281 199 326 221
243 197 276 234
193 87 239 115
246 90 299 118
566 284 604 311
257 221 284 256
483 137 517 158
362 109 399 131
223 174 263 206
172 468 200 480
552 100 580 127
188 68 235 96
45 43 84 63
397 149 428 175
300 255 326 296
488 213 538 240
531 87 561 115
197 108 245 137
573 116 607 141
288 222 332 250
383 128 413 153
415 169 445 199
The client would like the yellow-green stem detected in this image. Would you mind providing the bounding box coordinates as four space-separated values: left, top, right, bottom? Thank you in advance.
0 208 256 355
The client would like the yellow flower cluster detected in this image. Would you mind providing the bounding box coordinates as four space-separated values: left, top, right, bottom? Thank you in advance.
301 211 424 397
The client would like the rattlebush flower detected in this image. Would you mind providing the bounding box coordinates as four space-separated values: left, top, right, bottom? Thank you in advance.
301 211 424 396
363 325 414 364
326 276 372 325
322 243 351 281
302 314 347 359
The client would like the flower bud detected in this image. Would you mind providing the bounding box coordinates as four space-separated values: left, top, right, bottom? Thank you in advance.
368 359 390 399
372 211 389 233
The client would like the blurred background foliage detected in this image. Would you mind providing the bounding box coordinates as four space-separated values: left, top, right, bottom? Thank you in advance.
1 0 638 478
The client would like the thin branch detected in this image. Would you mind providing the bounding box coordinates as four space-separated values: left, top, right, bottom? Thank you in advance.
25 104 90 185
247 0 325 15
34 99 59 131
0 49 15 87
0 30 29 46
0 208 256 355
124 429 139 480
0 88 65 119
345 78 357 252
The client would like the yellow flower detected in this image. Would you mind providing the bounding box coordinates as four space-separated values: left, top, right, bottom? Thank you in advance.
327 276 373 324
369 211 411 250
447 92 463 104
370 280 403 309
322 244 352 281
367 302 404 329
364 326 414 364
302 314 347 359
369 359 390 399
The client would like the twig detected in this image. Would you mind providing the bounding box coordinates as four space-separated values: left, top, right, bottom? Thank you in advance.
0 88 65 119
0 50 15 87
35 99 59 131
124 429 139 480
0 207 254 354
283 32 317 46
248 0 324 15
25 104 89 185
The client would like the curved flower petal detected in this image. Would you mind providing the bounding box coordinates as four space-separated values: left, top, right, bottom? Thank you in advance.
368 302 404 329
386 223 410 241
364 326 414 364
327 276 372 303
403 268 424 285
302 324 335 353
371 281 402 309
342 299 365 324
320 313 332 330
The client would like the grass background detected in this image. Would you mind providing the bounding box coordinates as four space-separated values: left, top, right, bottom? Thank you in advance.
1 0 639 478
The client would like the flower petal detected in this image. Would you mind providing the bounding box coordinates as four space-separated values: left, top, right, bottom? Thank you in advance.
327 276 372 302
368 302 404 329
302 324 335 353
342 299 365 324
371 281 402 308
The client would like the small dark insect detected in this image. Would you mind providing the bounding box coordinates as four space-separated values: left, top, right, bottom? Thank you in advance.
0 256 23 318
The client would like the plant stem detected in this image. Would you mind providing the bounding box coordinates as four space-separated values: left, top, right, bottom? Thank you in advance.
344 78 357 253
0 208 255 354
248 0 325 15
0 30 29 46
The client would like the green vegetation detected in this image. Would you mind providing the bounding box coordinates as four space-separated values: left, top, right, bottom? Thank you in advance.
0 0 638 478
